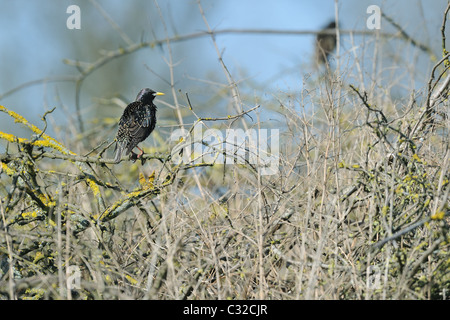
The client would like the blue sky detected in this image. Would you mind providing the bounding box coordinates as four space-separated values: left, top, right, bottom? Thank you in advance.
0 0 447 141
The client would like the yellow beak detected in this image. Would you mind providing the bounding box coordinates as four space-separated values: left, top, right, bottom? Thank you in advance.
153 92 165 96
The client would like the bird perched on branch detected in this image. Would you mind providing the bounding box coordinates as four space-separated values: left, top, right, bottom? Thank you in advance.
315 21 336 65
114 88 165 163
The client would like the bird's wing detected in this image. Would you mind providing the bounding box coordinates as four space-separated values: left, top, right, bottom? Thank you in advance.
116 102 154 155
122 103 152 137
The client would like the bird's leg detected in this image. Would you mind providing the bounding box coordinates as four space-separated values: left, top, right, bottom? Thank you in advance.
129 146 145 163
136 146 147 164
136 146 145 158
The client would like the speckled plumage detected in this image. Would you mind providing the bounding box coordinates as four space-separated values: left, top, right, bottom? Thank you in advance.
114 88 164 163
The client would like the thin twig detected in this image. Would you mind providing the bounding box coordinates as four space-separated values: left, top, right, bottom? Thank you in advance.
381 12 436 59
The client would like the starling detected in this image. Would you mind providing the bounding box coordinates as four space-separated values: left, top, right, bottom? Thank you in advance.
315 21 336 65
114 88 165 163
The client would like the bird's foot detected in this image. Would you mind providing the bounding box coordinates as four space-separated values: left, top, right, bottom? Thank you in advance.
129 151 146 165
139 153 147 165
129 152 139 163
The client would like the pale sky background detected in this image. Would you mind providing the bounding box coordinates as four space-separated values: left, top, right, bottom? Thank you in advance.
0 0 447 143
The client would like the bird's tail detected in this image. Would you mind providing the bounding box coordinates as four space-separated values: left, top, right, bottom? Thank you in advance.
114 142 124 163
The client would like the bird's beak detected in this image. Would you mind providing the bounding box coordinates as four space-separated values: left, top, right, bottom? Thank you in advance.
153 92 165 96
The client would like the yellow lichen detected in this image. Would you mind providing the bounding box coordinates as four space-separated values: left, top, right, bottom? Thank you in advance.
125 274 138 285
0 131 23 143
1 162 16 176
138 171 155 190
0 105 76 156
33 251 44 263
22 288 45 300
412 153 426 164
139 173 146 188
2 108 28 124
21 211 38 219
431 211 445 220
38 193 56 207
33 138 74 155
87 178 100 197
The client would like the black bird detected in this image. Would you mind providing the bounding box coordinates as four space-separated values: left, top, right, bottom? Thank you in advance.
114 88 165 163
315 21 336 65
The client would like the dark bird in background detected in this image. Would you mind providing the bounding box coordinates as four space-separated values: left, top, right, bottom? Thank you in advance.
315 21 336 65
114 88 165 163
